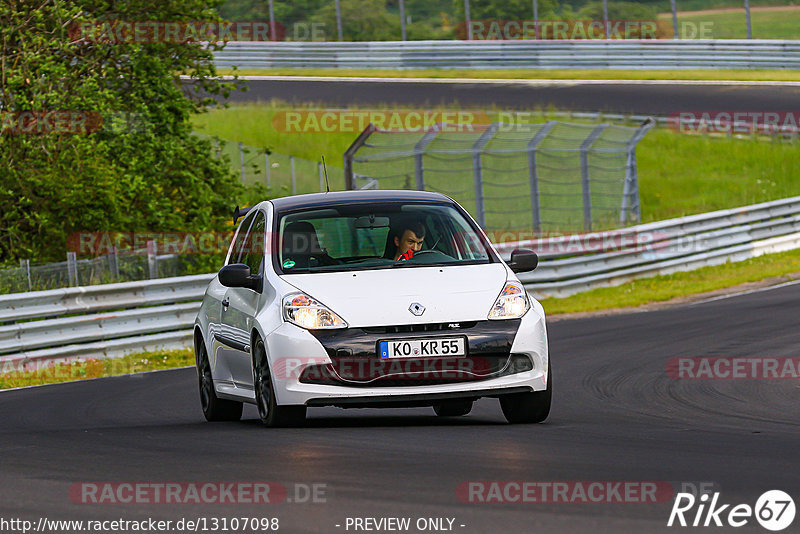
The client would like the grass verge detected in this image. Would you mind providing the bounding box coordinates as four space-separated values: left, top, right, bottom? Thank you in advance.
0 349 194 390
543 247 800 315
217 68 800 82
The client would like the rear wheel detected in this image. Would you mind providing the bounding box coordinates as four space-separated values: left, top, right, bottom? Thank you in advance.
500 366 552 424
253 338 306 428
197 338 242 422
433 399 473 417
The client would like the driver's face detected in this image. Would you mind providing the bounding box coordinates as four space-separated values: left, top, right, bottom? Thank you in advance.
394 230 424 258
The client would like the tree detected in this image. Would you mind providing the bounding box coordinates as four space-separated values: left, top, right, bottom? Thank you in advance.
0 0 252 265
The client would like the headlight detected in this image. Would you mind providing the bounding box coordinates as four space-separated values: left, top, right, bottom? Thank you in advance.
283 293 347 330
488 282 530 320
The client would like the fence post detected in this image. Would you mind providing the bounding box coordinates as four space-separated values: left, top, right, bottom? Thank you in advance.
66 252 78 287
414 128 439 190
580 124 608 232
399 0 407 41
335 0 343 41
464 0 472 40
343 124 378 190
471 123 499 229
745 0 752 39
109 246 120 279
239 142 247 183
526 121 556 233
670 0 679 39
290 156 296 195
621 119 654 225
147 240 158 279
268 0 277 41
20 259 31 291
265 152 271 189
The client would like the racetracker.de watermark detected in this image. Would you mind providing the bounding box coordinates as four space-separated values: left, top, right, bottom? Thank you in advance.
457 481 674 503
69 482 328 505
0 111 146 135
272 110 492 134
457 20 664 40
667 357 800 380
669 111 800 135
69 21 284 42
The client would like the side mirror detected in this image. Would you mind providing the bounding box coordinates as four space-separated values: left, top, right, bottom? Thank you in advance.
508 249 538 274
219 263 263 293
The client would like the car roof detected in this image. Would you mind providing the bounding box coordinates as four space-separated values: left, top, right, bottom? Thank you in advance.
268 190 453 212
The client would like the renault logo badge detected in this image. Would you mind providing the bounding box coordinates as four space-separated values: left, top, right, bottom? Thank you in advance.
409 302 425 316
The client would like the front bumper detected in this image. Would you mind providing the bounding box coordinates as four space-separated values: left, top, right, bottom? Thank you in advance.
264 307 548 406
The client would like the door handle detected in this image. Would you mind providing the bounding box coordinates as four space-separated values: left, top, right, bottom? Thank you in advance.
221 298 230 310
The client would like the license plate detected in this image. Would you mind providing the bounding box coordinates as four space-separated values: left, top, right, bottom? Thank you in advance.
379 338 466 359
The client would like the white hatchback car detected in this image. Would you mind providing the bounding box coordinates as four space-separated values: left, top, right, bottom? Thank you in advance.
194 190 550 427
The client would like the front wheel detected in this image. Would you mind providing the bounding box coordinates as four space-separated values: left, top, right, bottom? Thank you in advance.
253 338 306 428
500 366 552 424
197 338 243 422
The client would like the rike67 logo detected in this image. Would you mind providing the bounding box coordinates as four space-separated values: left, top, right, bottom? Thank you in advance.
668 490 796 531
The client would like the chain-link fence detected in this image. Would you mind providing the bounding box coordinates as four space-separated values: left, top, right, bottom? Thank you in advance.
205 134 345 194
1 247 202 295
344 120 653 234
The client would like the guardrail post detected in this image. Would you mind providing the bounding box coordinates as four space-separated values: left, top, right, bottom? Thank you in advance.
66 252 78 287
414 127 439 191
471 123 499 229
147 240 158 279
527 121 556 233
20 259 31 291
579 124 608 232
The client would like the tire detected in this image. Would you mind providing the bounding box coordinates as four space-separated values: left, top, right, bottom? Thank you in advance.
433 399 473 417
500 365 552 424
253 338 306 428
197 338 243 422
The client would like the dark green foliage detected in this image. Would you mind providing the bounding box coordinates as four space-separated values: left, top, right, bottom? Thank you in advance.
0 0 252 265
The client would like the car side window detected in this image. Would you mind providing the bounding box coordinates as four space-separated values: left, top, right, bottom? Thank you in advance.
240 211 266 274
227 211 255 266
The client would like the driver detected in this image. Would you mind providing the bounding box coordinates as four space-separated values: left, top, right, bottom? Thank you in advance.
388 219 426 261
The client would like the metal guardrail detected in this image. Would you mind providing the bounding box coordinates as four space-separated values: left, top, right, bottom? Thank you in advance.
0 275 213 368
214 40 800 70
2 196 800 367
496 196 800 298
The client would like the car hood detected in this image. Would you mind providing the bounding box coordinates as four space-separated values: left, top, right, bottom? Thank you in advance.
280 263 509 327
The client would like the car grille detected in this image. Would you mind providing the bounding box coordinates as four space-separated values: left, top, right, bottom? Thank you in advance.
361 322 478 334
299 353 532 387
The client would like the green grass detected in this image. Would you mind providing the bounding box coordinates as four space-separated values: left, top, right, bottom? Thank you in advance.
544 247 800 315
219 67 800 82
661 6 800 40
0 349 194 390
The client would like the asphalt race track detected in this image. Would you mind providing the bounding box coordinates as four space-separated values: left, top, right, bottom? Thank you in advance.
226 77 800 116
2 283 799 533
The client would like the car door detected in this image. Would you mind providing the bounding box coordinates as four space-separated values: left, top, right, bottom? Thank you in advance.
220 209 266 390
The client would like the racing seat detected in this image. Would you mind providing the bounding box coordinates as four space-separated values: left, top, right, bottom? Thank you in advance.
281 221 337 269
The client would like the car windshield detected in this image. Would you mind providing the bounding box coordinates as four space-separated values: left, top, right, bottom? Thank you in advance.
275 202 494 274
